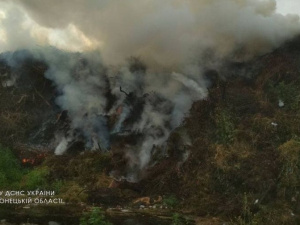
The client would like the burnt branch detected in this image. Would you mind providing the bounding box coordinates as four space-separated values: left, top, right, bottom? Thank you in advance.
120 86 129 97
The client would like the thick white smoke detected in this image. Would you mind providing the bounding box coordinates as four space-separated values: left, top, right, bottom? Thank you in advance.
0 0 300 177
1 0 299 67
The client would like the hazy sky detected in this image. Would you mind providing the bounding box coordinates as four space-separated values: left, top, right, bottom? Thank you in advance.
276 0 300 15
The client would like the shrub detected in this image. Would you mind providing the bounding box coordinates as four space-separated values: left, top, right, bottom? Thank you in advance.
59 181 88 203
0 145 24 188
233 193 256 225
267 81 300 111
278 139 300 198
171 213 190 225
51 179 64 194
80 207 112 225
22 166 50 190
163 195 179 208
250 202 297 225
215 109 235 144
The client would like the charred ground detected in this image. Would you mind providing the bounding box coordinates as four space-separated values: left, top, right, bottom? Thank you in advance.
2 37 300 224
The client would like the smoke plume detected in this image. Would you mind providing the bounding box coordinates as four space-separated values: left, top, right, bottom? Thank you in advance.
0 0 299 178
1 0 299 66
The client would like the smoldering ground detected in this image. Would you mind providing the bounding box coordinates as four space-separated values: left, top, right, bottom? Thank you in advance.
0 0 299 179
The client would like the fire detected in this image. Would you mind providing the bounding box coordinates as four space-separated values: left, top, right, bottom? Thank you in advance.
21 153 47 166
22 158 35 165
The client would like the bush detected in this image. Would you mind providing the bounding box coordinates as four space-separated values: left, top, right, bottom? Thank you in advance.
250 202 297 225
0 145 24 188
22 166 50 190
277 139 300 198
51 179 64 194
267 81 300 111
215 109 235 144
59 181 88 203
231 193 257 225
163 195 179 208
80 207 112 225
171 213 190 225
231 200 297 225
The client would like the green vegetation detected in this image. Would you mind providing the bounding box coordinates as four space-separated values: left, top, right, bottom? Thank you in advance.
163 195 179 208
80 207 112 225
277 138 300 199
59 181 88 203
267 81 300 111
171 213 189 225
230 198 297 225
215 108 235 144
231 193 257 225
0 145 66 195
21 166 50 190
0 145 24 188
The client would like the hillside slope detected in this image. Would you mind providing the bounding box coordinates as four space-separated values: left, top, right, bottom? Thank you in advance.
1 37 300 224
138 36 300 224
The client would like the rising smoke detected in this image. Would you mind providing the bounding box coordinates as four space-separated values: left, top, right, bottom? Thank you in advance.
0 0 299 178
1 0 300 66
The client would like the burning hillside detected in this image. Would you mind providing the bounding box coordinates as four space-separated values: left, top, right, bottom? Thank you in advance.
0 0 300 181
1 1 300 224
0 49 207 180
